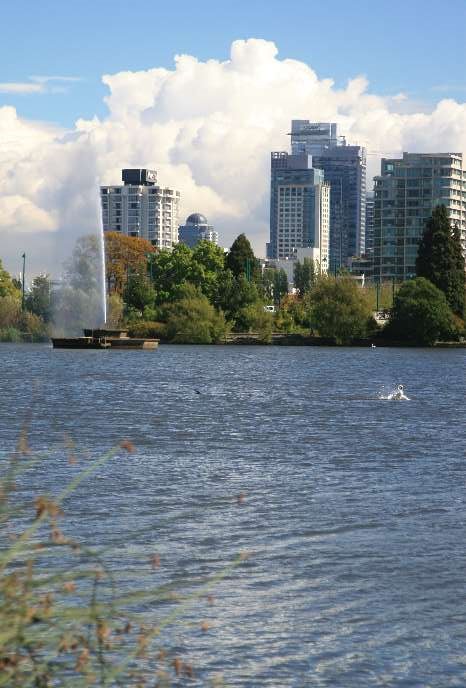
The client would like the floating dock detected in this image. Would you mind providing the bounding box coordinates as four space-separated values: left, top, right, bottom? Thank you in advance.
52 329 159 350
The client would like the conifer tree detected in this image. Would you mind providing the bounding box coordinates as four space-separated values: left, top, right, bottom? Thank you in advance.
225 234 257 279
416 205 465 317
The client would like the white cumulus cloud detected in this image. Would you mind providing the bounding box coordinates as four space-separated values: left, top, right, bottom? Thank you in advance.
1 38 466 276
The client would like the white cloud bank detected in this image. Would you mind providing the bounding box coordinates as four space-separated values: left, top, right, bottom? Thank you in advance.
1 38 466 275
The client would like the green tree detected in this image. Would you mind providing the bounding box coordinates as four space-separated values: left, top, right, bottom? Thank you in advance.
217 273 262 329
191 240 226 302
273 269 289 305
164 284 229 344
26 275 52 322
310 276 375 344
0 259 20 298
225 234 257 279
237 302 274 343
416 205 465 317
385 277 457 345
124 273 156 312
293 258 318 297
150 243 196 304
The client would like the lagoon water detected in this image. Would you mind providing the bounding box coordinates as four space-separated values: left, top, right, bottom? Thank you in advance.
2 343 466 686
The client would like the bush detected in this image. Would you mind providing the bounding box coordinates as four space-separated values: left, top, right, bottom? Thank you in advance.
310 276 375 344
384 277 458 345
0 326 22 342
0 295 21 328
127 320 167 339
165 284 230 344
18 311 49 342
237 302 273 343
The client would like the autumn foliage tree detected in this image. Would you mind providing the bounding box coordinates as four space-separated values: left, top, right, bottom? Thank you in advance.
105 232 156 295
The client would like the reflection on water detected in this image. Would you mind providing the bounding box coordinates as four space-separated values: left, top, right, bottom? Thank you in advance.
1 344 466 687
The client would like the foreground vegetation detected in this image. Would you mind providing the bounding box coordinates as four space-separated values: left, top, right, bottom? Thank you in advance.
0 432 247 686
0 205 464 346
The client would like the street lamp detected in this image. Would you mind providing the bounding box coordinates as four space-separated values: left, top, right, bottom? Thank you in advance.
21 253 26 311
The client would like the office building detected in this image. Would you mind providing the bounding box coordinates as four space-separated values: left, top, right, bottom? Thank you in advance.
373 153 466 282
100 168 180 248
365 192 375 256
267 152 330 269
178 213 219 248
290 120 366 271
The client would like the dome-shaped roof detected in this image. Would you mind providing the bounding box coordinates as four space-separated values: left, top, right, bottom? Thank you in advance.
186 212 208 225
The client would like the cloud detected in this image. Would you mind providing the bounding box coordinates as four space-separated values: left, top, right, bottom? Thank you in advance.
1 38 466 276
0 75 82 96
30 76 83 84
0 82 44 94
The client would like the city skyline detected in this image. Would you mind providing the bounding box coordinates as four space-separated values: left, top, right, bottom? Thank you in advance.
1 3 466 275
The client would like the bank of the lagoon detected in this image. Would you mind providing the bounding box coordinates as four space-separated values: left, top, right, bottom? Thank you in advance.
3 344 466 686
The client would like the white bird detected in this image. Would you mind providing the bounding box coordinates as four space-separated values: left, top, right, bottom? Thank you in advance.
391 384 409 400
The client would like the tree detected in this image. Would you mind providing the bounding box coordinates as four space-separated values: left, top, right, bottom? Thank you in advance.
273 269 289 305
416 205 465 317
123 273 156 313
385 277 457 345
64 235 101 292
0 260 20 299
149 243 196 304
225 234 257 279
191 241 226 302
105 232 156 295
310 276 375 344
26 275 52 322
217 273 263 329
293 258 318 297
237 302 273 343
164 284 230 344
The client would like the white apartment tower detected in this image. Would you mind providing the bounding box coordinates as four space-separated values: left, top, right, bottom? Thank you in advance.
269 152 330 269
100 169 180 248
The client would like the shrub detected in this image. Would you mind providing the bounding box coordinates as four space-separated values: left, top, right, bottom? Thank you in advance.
165 284 230 344
127 320 167 339
310 276 375 344
0 295 21 329
237 302 273 343
384 277 458 345
0 326 22 342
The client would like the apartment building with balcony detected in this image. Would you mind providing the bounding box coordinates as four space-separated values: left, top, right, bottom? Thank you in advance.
100 168 180 249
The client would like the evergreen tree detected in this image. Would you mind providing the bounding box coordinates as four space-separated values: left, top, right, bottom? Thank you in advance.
26 275 52 322
225 234 257 279
273 269 289 305
416 205 465 317
293 258 317 297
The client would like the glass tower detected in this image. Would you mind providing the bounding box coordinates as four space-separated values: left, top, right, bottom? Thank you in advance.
373 153 466 282
289 121 366 272
268 152 330 269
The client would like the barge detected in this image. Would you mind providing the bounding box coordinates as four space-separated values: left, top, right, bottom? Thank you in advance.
52 329 159 350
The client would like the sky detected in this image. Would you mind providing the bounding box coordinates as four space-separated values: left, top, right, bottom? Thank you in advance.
1 0 466 275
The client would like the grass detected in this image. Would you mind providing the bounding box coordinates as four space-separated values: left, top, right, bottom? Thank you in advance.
0 427 248 686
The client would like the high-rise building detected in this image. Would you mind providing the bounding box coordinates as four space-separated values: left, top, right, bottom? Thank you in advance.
365 192 375 256
373 152 466 282
289 120 366 271
178 213 219 248
100 168 180 248
290 121 341 155
267 152 330 269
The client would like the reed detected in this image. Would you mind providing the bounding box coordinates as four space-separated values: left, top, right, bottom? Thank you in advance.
0 428 247 686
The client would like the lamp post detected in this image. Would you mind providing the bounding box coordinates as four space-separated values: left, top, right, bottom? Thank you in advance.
21 253 26 311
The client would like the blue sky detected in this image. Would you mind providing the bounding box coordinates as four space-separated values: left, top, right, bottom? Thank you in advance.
2 0 466 127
